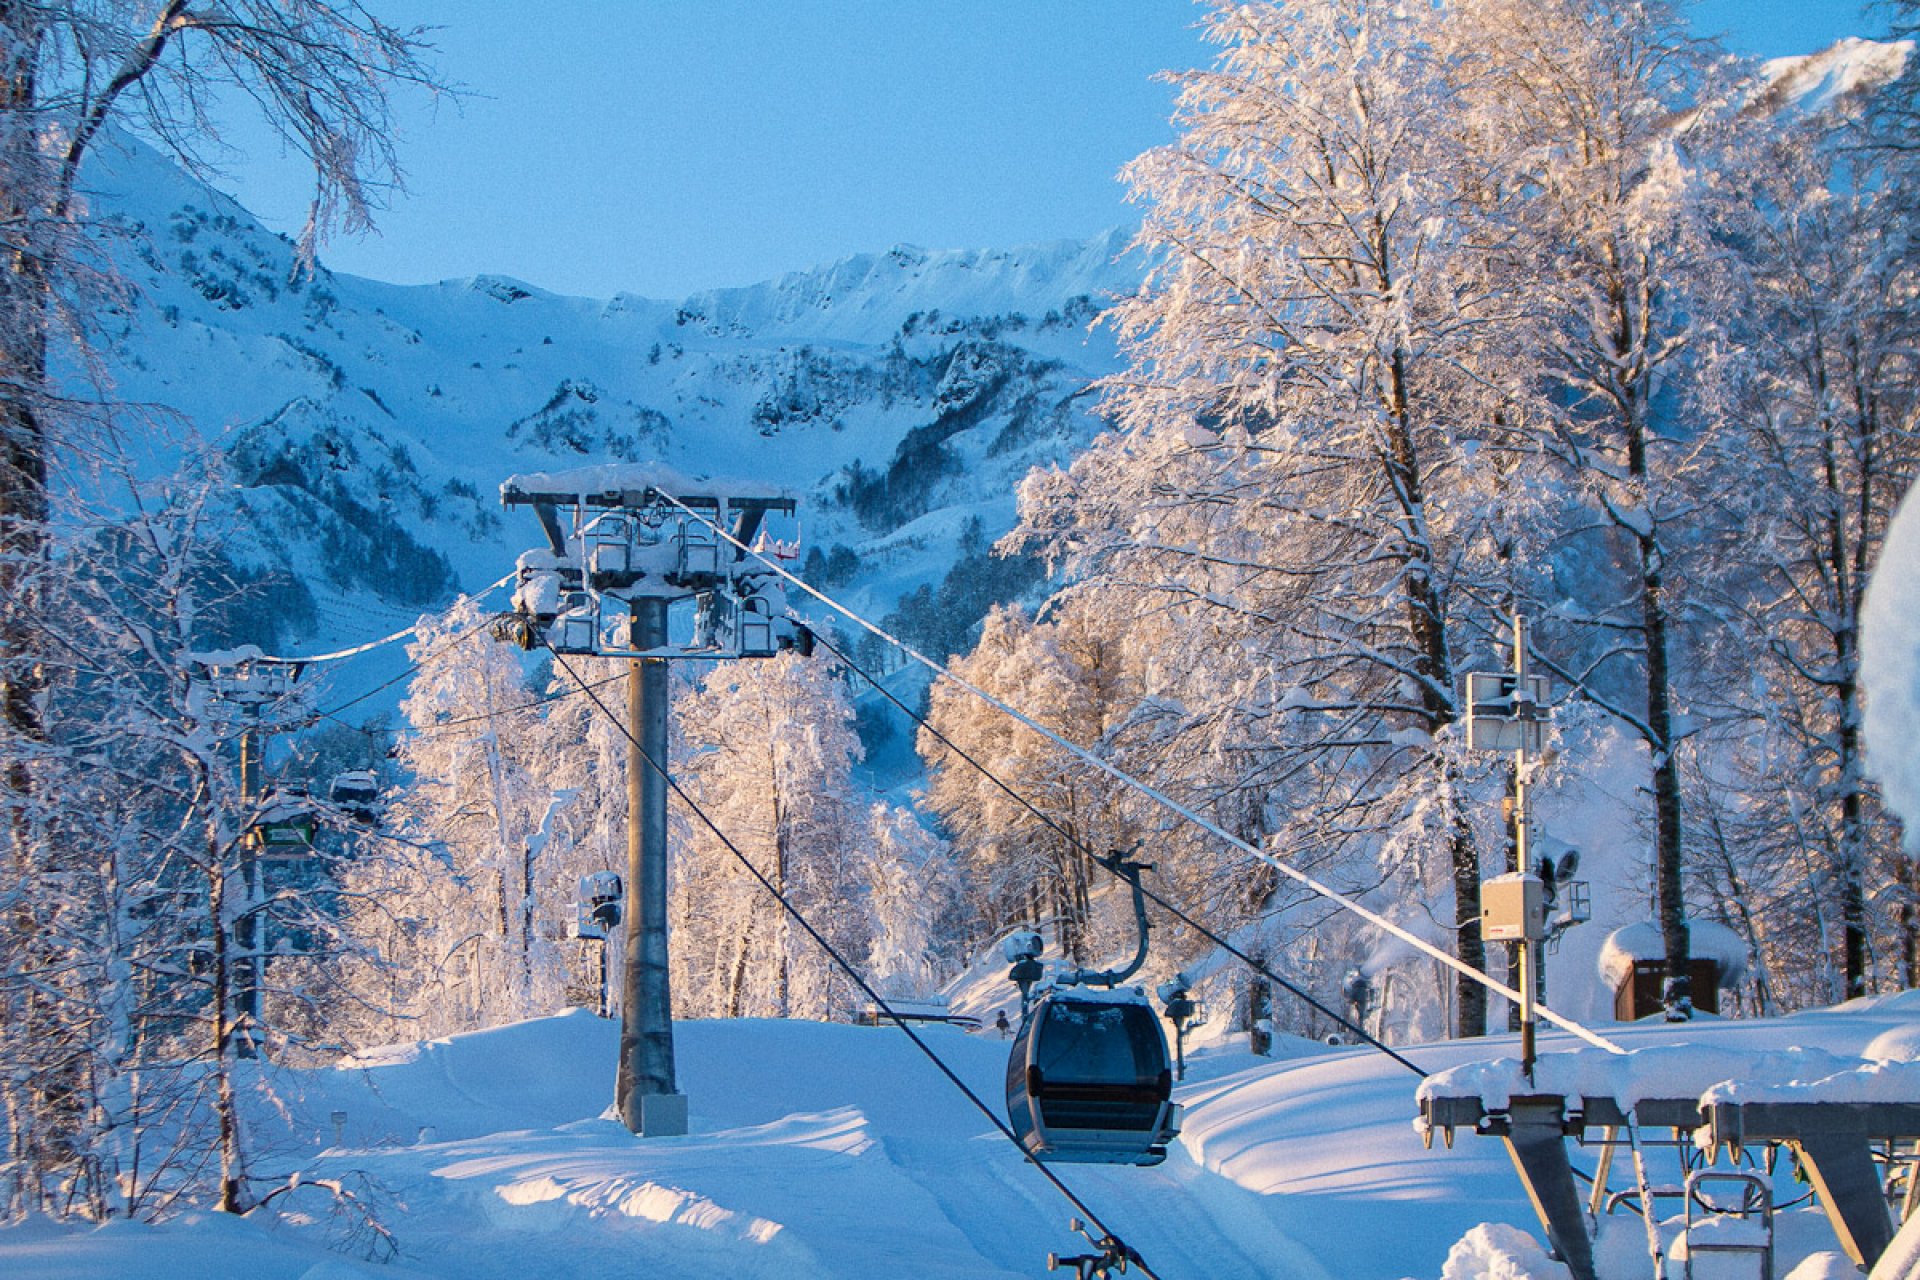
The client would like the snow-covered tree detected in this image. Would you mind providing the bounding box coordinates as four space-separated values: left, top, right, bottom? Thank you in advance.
1692 71 1920 1003
1 0 437 1223
2 454 347 1217
672 652 868 1021
342 598 557 1040
919 600 1144 967
526 656 634 1015
864 803 959 999
1442 0 1731 1018
1008 0 1531 1035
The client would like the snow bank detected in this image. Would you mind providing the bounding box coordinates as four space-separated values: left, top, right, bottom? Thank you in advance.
1799 1252 1873 1280
494 1171 787 1243
1863 481 1920 856
1700 1055 1920 1106
1418 1043 1886 1115
1440 1223 1566 1280
1866 1023 1920 1063
1596 919 1749 991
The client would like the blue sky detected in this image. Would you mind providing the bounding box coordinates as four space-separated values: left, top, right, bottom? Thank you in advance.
219 1 1887 301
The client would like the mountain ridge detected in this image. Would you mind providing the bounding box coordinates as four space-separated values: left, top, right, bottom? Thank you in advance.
69 131 1140 696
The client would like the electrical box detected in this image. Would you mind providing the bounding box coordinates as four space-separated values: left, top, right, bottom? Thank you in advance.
1482 872 1546 942
573 872 623 940
1465 672 1550 753
580 871 622 901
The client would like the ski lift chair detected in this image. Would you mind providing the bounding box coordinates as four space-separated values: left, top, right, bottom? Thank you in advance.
674 519 722 585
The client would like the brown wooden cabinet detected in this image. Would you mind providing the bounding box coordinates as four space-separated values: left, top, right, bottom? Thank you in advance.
1613 958 1722 1020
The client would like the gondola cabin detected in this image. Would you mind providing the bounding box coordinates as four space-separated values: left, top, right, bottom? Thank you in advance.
1005 985 1182 1166
328 770 380 820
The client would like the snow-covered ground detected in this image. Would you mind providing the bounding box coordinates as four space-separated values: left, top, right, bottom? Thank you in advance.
9 995 1920 1279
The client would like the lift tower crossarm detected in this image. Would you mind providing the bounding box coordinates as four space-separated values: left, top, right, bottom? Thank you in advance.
501 474 795 563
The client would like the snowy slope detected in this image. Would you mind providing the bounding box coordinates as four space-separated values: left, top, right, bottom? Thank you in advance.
1755 37 1911 116
7 997 1920 1280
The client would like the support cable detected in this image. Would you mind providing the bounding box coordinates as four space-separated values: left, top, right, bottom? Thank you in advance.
542 644 1163 1280
810 628 1429 1078
314 670 627 738
655 491 1627 1057
241 573 515 667
302 606 506 725
207 578 519 748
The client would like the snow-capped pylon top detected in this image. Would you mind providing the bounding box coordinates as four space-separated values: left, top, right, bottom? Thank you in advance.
500 462 796 508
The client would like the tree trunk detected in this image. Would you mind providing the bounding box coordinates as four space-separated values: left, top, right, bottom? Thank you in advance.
1888 851 1919 990
208 835 247 1213
771 780 789 1018
1606 256 1691 1021
1380 339 1481 1038
725 914 756 1019
1449 803 1488 1039
1640 531 1691 1019
1821 376 1874 999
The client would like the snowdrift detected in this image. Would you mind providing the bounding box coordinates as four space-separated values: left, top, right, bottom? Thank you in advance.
9 995 1920 1279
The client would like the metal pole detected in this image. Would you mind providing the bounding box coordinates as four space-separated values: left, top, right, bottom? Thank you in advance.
599 938 610 1019
616 596 686 1135
1514 613 1536 1083
236 724 259 1060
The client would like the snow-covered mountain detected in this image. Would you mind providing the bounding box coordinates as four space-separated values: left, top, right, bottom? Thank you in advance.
72 133 1138 690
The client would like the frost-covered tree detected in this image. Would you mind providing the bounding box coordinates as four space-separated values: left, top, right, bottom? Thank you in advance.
1 0 437 1222
1443 0 1730 1018
864 803 959 999
920 600 1141 966
1009 0 1531 1035
2 455 347 1218
673 652 868 1020
526 656 634 1015
1694 75 1920 1003
344 599 557 1040
1868 0 1920 153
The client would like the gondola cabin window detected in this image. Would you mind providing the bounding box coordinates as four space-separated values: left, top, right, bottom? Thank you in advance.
1038 1002 1162 1092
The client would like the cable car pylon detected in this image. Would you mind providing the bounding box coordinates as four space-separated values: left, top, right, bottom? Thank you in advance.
543 645 1162 1280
